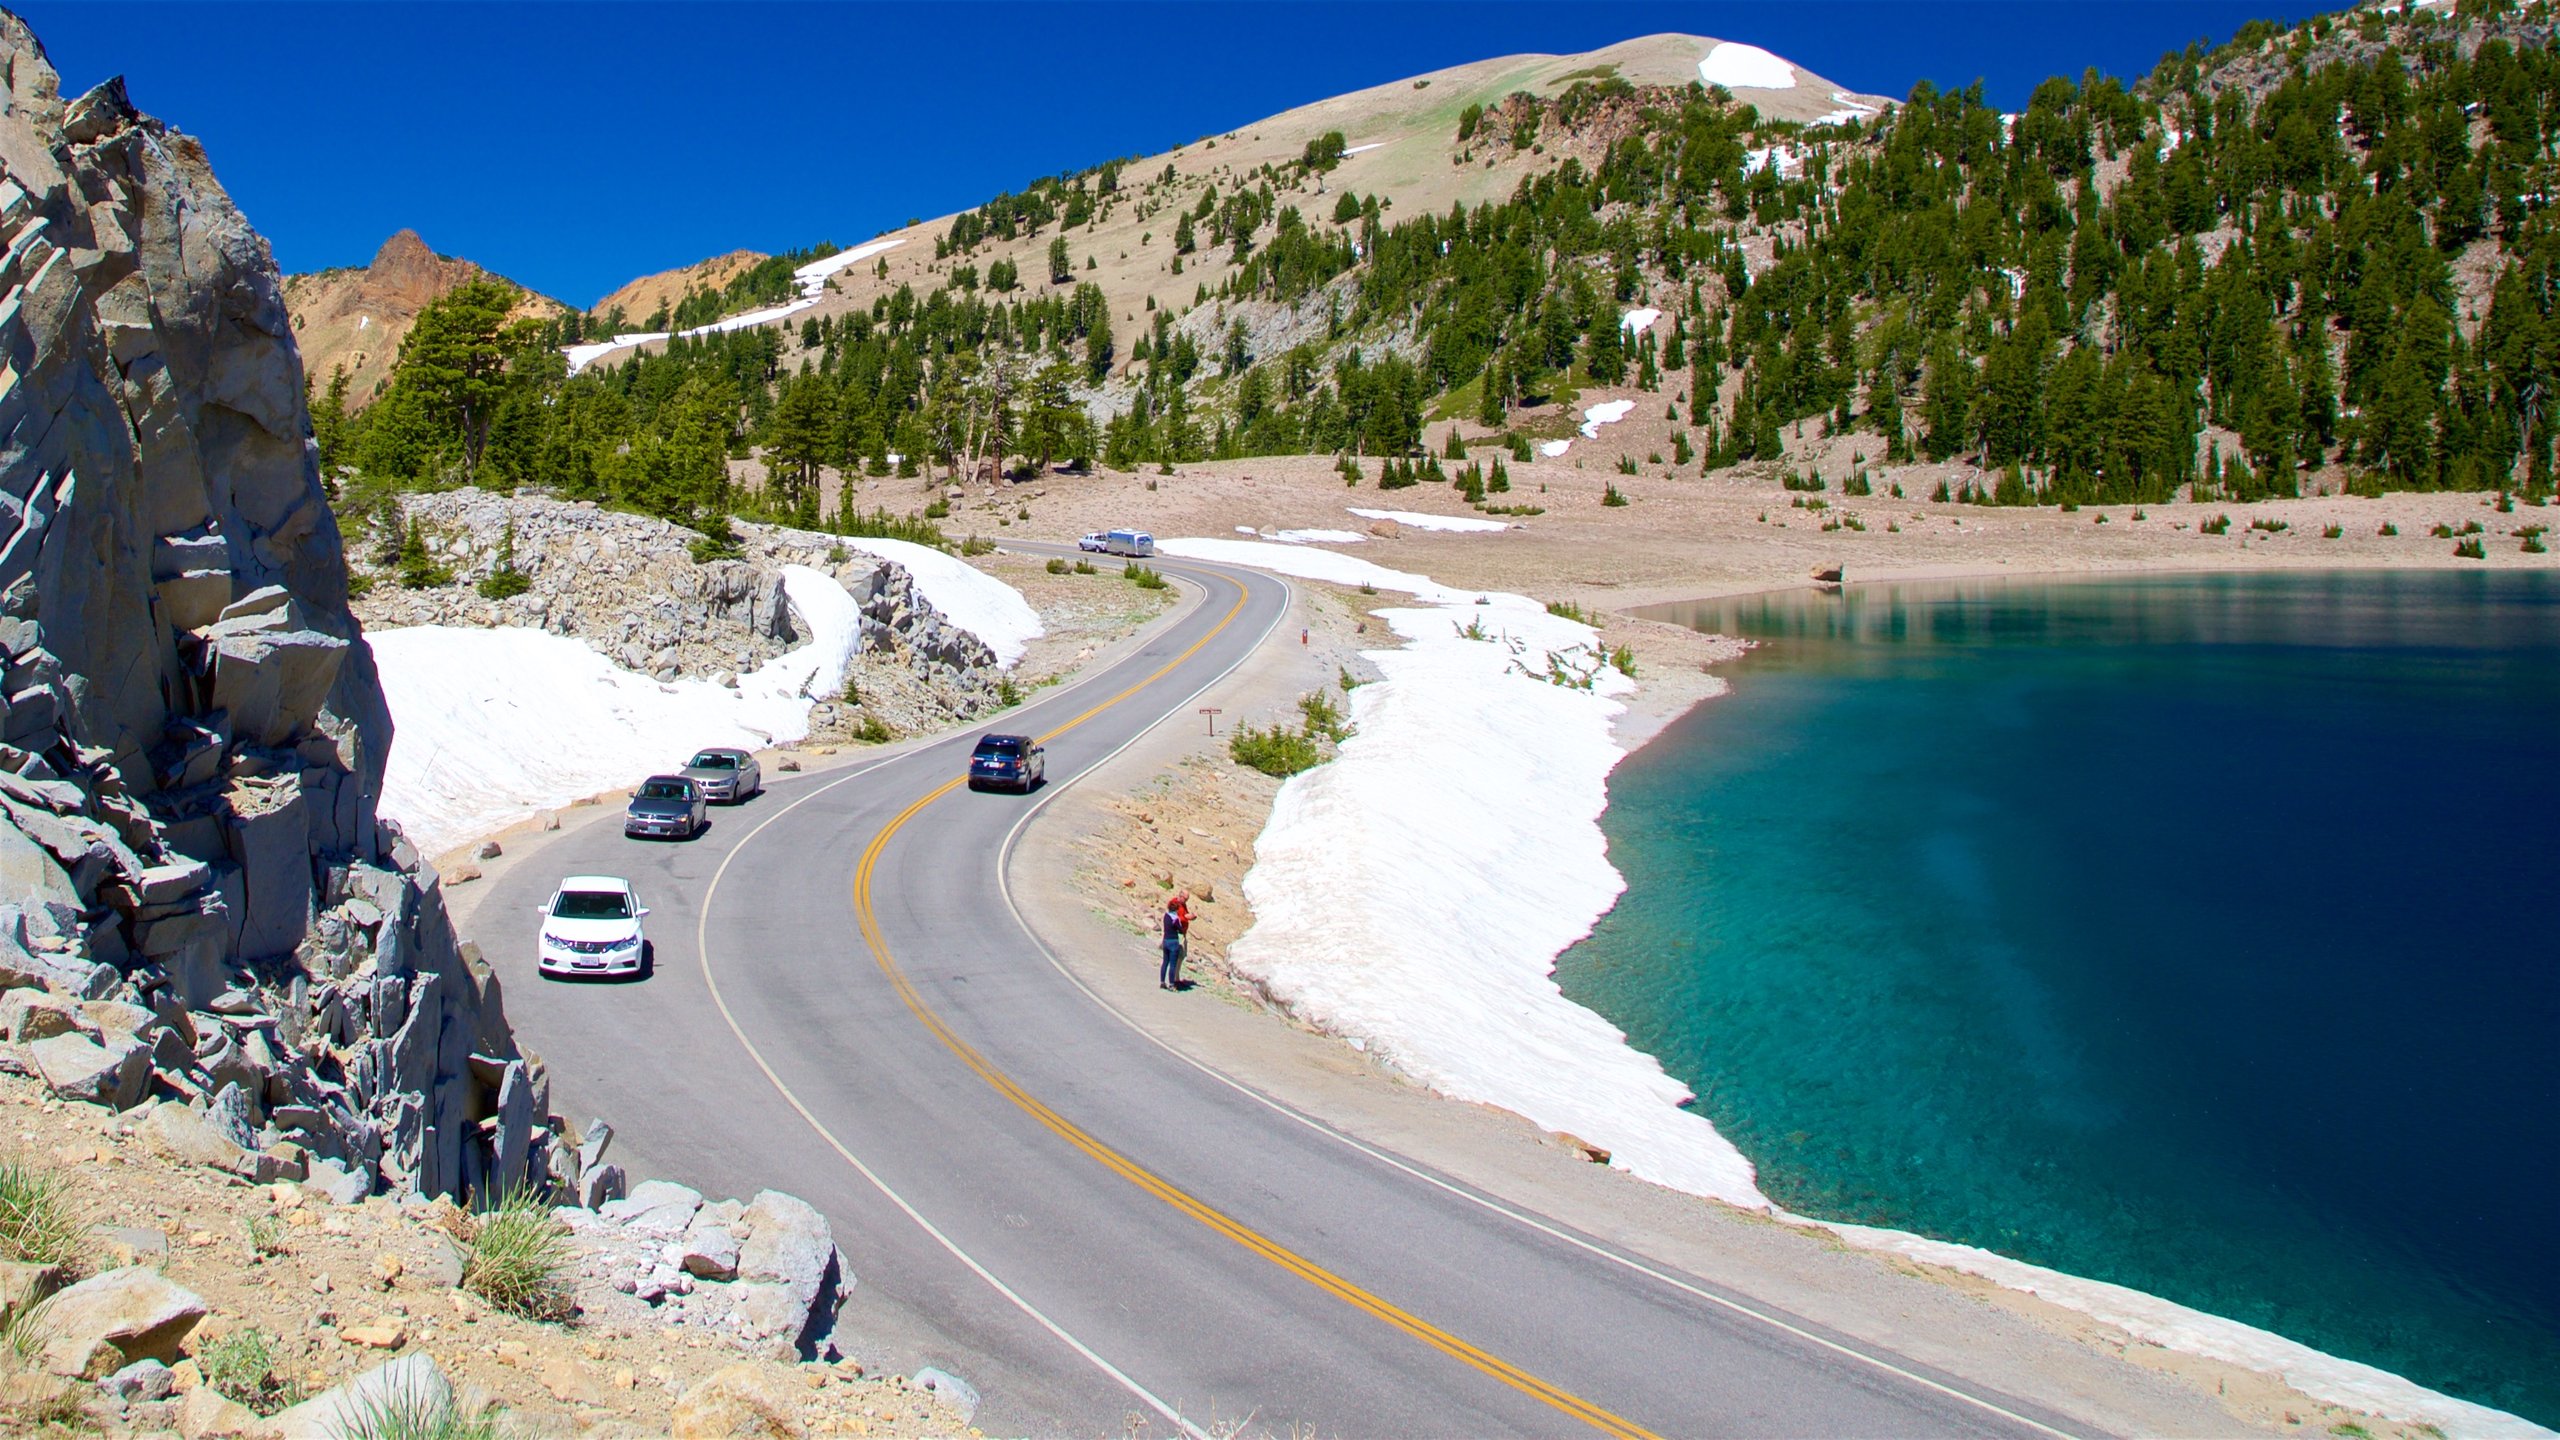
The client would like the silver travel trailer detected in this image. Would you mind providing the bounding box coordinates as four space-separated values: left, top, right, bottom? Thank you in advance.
1103 529 1156 557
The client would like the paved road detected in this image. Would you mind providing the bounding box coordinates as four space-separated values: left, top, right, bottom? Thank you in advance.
482 552 2088 1439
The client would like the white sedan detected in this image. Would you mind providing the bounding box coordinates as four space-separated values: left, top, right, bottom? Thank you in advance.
536 876 650 979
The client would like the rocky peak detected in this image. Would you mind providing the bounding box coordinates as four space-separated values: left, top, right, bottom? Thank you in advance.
364 228 479 311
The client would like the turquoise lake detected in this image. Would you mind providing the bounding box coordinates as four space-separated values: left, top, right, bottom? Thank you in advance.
1557 570 2559 1425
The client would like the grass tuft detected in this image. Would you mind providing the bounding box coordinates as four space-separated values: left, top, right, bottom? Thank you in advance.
0 1158 88 1271
460 1190 575 1322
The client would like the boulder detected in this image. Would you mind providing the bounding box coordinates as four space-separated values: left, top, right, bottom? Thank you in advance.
102 1357 176 1402
28 1028 149 1108
671 1363 809 1440
268 1353 453 1439
911 1366 980 1420
600 1178 702 1236
0 988 84 1042
0 1259 60 1330
176 1384 259 1439
579 1161 625 1210
138 1100 249 1173
679 1224 740 1281
733 1190 841 1358
36 1266 205 1376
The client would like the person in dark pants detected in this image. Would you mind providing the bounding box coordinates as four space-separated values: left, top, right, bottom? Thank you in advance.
1159 896 1187 990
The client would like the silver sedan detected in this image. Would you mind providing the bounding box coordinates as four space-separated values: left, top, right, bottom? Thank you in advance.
681 747 761 803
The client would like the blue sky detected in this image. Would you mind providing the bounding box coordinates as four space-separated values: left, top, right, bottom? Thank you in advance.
19 3 2296 309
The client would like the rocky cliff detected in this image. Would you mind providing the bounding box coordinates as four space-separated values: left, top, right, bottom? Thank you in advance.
0 14 555 1204
279 229 563 412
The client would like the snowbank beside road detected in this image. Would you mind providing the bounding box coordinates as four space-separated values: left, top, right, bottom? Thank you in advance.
1180 539 1766 1205
833 536 1042 667
372 567 861 856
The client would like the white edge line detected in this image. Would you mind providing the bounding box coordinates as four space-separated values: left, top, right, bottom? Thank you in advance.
692 572 1227 1440
990 557 2087 1440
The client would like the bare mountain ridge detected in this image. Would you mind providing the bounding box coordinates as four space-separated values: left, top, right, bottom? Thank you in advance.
280 228 565 409
527 31 1884 380
280 32 1875 384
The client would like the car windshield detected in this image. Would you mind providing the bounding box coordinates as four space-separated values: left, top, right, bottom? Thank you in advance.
689 752 737 770
638 781 689 800
553 891 632 920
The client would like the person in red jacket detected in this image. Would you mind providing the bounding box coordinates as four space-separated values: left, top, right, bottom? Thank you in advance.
1159 894 1188 990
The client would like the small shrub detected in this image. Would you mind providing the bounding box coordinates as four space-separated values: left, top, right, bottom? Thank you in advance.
2380 522 2399 537
1046 557 1070 575
199 1327 305 1416
826 544 849 563
1230 724 1322 777
461 1189 575 1321
1614 454 1638 476
923 498 952 519
1601 483 1629 507
2430 522 2455 538
2454 536 2486 559
1545 599 1591 623
852 714 896 744
2200 513 2232 536
0 1158 87 1269
688 518 745 564
960 534 996 556
2523 527 2549 554
2322 524 2342 538
1072 559 1098 574
1609 644 1636 678
1297 690 1346 742
1124 563 1168 590
396 520 455 588
997 677 1023 708
2248 517 2289 534
1338 666 1362 692
476 519 532 598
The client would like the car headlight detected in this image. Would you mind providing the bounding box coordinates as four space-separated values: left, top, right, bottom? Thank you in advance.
611 936 642 951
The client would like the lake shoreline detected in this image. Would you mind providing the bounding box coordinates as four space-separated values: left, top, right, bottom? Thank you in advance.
1581 569 2554 1440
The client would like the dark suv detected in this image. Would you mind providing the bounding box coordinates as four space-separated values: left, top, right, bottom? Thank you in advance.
967 734 1045 793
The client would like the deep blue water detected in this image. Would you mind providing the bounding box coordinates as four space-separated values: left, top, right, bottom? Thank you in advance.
1556 571 2560 1424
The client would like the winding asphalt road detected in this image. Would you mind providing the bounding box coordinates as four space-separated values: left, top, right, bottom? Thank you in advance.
481 551 2090 1439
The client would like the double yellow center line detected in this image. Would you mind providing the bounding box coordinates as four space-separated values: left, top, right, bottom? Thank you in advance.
847 571 1661 1439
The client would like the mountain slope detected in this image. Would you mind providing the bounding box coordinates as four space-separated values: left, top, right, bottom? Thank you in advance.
281 229 565 409
589 248 771 328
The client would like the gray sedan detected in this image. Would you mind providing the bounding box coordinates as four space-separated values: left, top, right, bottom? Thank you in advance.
624 776 705 840
682 747 762 803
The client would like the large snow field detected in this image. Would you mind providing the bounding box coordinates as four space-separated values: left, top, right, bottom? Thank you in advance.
371 566 860 856
1346 508 1510 534
1699 41 1795 91
1176 537 2545 1439
1171 538 1766 1205
832 536 1042 667
1619 307 1661 336
1273 528 1368 545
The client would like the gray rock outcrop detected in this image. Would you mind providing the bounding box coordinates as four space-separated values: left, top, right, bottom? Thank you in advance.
0 16 561 1204
344 490 1004 736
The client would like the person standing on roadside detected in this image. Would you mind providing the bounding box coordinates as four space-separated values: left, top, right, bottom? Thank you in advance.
1159 895 1188 990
